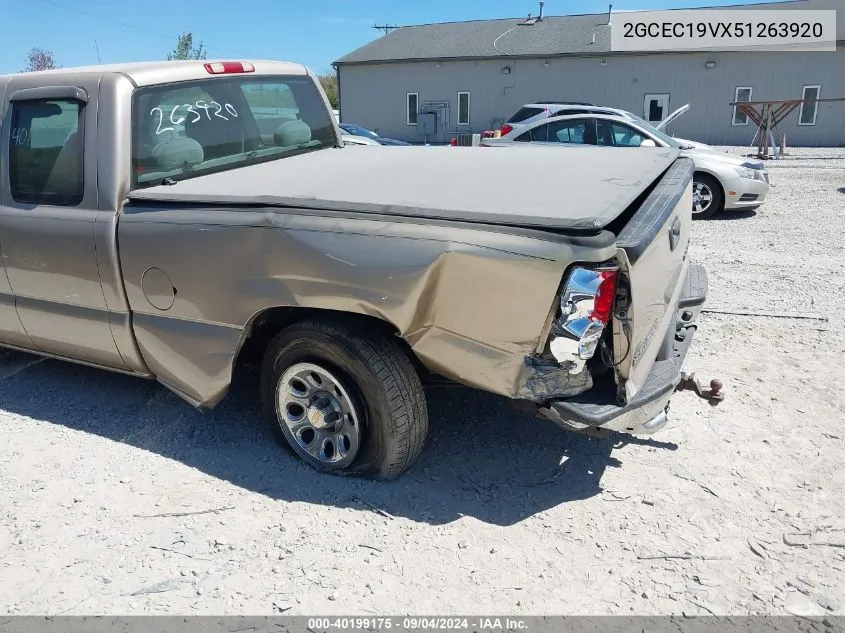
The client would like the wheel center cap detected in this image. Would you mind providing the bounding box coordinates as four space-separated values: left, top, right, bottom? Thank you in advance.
307 392 340 430
308 406 328 429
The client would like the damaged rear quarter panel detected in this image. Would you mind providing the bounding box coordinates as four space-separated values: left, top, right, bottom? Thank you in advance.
117 206 615 406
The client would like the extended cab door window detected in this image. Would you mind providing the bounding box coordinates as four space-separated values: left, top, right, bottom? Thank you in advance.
9 99 83 206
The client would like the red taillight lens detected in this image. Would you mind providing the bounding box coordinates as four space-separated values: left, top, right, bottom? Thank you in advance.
450 137 458 146
500 124 513 136
549 265 620 374
204 61 256 74
592 270 619 325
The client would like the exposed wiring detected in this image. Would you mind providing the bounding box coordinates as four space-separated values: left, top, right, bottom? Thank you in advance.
600 322 631 369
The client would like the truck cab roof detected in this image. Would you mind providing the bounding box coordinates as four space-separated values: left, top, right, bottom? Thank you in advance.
0 60 310 88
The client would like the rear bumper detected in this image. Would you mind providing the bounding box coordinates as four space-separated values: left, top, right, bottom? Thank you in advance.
539 263 708 435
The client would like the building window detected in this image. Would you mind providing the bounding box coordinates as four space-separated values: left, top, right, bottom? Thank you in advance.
732 87 752 126
799 85 820 126
9 99 84 206
406 92 418 126
457 91 470 126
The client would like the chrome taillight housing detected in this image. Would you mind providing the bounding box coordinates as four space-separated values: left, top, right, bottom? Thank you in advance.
549 265 619 374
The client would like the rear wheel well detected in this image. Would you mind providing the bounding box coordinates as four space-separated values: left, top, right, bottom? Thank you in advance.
235 307 426 377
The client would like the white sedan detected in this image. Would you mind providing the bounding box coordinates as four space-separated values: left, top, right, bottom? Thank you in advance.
483 108 770 219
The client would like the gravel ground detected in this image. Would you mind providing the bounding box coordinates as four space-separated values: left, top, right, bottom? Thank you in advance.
1 147 843 617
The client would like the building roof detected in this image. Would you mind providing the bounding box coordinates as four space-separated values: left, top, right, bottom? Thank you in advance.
334 0 842 65
335 14 614 64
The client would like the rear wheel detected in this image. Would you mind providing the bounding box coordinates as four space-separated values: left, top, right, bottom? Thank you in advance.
260 318 428 480
692 172 723 219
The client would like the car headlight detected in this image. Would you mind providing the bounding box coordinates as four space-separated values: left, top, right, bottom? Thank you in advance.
736 162 768 182
734 166 757 180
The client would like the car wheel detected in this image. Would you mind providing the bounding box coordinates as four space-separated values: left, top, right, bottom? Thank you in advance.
692 173 723 219
260 318 428 480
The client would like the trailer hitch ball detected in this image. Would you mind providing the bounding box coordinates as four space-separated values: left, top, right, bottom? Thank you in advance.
677 371 725 405
709 378 723 397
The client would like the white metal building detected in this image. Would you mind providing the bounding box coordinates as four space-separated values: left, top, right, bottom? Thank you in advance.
334 0 845 145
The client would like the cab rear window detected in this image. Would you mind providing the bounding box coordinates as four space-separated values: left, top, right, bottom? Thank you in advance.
132 75 336 188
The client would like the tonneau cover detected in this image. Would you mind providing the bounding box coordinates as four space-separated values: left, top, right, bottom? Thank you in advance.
129 145 679 231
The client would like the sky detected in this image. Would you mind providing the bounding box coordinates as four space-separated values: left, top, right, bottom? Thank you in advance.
2 0 778 75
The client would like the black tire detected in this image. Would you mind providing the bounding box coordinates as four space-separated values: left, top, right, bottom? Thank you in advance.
260 318 428 480
692 172 724 219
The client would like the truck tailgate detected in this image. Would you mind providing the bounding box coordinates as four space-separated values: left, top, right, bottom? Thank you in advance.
613 157 694 401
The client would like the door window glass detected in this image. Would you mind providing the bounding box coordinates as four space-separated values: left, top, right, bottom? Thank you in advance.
9 99 84 205
547 119 589 144
596 121 647 147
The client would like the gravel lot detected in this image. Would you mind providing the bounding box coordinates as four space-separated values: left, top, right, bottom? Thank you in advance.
1 147 843 617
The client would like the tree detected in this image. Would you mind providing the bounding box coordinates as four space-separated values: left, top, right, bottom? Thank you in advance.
318 73 338 109
22 47 60 72
167 32 207 61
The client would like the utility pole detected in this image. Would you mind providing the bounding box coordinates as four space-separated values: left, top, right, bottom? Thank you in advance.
373 24 400 36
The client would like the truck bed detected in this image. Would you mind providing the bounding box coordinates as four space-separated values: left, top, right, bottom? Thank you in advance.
128 145 680 232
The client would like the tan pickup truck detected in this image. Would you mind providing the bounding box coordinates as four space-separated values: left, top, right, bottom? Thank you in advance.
0 60 712 479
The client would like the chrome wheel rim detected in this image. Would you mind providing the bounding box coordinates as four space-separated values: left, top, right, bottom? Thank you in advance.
276 362 361 468
692 181 714 215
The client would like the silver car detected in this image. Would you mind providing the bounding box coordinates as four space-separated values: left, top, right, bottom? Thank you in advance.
490 105 769 219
